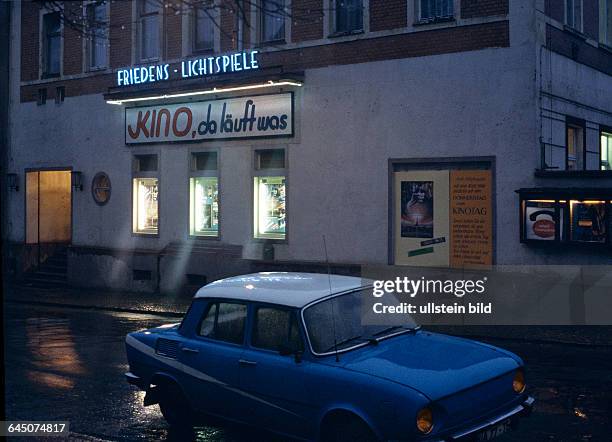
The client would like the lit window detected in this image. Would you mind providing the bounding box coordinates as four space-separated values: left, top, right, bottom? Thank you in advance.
261 0 286 42
133 178 159 234
43 12 61 77
419 0 454 22
193 2 215 52
335 0 363 34
190 177 219 236
254 176 286 239
602 131 612 171
139 0 160 60
86 2 108 70
566 119 584 171
190 152 218 237
566 0 583 31
133 154 159 235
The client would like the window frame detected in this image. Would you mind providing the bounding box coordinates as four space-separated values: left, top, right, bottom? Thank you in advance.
192 1 216 53
331 0 364 35
416 0 455 24
259 0 287 44
132 153 160 237
565 116 587 171
136 0 163 62
41 10 62 78
601 0 612 46
252 148 288 242
196 300 249 346
189 150 220 239
84 1 110 72
565 0 584 32
249 304 304 353
601 125 612 171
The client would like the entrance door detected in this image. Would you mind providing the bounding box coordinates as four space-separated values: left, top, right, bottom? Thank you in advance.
26 170 72 245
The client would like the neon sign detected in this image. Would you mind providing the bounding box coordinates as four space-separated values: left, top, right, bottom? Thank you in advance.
116 50 260 87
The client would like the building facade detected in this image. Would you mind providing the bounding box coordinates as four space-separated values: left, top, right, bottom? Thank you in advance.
5 0 612 293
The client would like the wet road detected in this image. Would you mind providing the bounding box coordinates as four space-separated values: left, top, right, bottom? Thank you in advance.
4 303 612 441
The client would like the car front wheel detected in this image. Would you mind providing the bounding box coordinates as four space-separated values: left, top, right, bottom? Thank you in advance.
320 414 378 442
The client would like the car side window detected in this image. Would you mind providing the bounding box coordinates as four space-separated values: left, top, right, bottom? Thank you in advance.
198 302 247 345
252 307 303 352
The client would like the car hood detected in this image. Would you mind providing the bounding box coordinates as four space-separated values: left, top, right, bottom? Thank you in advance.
338 331 521 400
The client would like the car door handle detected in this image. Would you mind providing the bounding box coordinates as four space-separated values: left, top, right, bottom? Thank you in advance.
238 359 257 367
181 347 199 354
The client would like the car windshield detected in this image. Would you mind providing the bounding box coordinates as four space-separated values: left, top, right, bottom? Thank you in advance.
302 289 418 355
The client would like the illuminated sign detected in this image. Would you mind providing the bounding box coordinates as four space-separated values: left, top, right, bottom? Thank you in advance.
125 93 293 144
116 50 260 87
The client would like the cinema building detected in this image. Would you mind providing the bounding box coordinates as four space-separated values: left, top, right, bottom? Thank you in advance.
4 0 612 293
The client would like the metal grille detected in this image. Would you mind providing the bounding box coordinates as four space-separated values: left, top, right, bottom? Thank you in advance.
155 338 179 359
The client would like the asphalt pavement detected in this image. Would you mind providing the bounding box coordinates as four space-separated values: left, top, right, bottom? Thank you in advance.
3 292 612 441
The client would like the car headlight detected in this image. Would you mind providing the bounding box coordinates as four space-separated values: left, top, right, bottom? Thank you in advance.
513 370 526 393
416 407 433 434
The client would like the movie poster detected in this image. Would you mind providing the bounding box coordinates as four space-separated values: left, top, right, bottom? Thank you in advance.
401 181 434 238
570 201 606 243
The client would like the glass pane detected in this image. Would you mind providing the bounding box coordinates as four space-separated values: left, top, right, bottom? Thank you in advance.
215 303 247 344
190 177 219 236
336 0 362 32
570 200 606 243
567 126 577 170
602 133 612 170
199 303 217 336
141 15 159 59
48 36 60 75
194 8 215 50
142 0 158 14
254 176 286 238
256 149 285 169
607 0 612 45
133 178 159 234
421 0 453 20
193 151 218 171
253 308 291 351
262 0 285 42
89 4 108 68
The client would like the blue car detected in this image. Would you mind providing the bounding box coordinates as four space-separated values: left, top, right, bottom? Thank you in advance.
125 272 534 441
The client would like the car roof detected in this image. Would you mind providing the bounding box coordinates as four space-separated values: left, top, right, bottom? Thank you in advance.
194 272 371 308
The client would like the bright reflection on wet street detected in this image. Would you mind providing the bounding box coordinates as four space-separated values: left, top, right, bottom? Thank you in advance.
4 302 612 441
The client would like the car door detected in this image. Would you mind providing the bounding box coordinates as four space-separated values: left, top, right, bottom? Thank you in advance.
238 304 315 439
178 300 248 420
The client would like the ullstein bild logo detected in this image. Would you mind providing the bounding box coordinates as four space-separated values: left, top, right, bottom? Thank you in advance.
124 93 293 144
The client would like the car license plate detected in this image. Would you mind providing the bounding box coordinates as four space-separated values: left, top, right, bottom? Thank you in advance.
476 418 511 441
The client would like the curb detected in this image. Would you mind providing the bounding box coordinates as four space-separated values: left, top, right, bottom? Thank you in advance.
5 298 185 318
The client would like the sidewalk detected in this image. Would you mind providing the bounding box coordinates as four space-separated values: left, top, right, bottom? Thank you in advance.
4 283 191 318
4 283 612 345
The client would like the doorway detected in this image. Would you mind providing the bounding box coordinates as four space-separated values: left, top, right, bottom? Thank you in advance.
26 170 72 245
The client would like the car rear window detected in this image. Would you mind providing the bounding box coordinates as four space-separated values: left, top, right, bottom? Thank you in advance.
252 307 302 352
198 302 247 345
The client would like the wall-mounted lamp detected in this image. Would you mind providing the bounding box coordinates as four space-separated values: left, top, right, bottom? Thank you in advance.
7 173 19 191
71 171 83 191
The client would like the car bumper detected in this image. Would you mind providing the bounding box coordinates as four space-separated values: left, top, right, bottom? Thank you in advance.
429 396 534 441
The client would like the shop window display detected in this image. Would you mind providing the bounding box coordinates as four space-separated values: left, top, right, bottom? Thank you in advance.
133 178 159 234
190 177 219 236
254 177 286 239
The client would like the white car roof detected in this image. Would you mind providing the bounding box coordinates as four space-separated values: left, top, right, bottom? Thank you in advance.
194 272 371 308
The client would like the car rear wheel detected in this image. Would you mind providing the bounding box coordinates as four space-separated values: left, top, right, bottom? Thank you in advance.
320 413 378 442
157 382 194 428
